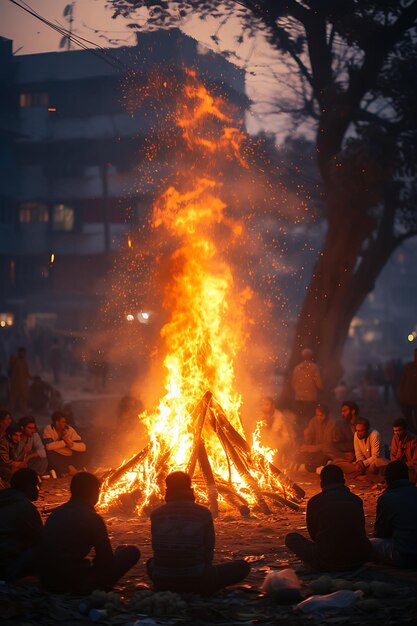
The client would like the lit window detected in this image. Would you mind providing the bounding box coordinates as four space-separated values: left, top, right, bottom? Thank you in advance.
19 203 49 223
52 204 74 231
19 92 49 108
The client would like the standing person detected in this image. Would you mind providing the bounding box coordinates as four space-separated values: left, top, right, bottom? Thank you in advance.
390 418 417 483
333 401 359 461
28 376 53 413
40 472 140 592
47 338 62 386
0 424 26 487
298 403 337 472
16 416 48 476
399 349 417 432
43 411 87 476
285 465 371 570
383 360 397 404
0 468 42 581
9 347 31 414
148 471 251 594
371 460 417 567
291 349 323 439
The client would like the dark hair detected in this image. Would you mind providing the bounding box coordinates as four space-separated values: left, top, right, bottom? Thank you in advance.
165 471 191 492
0 409 12 423
18 415 36 429
11 468 39 491
385 460 409 484
316 403 329 416
393 418 407 429
341 401 359 415
356 417 370 430
6 423 22 441
70 472 101 500
320 464 344 486
51 411 66 425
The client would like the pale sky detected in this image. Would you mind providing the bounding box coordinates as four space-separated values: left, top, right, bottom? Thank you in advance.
0 0 304 139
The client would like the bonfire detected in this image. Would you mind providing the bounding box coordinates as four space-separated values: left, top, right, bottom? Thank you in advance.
100 71 304 517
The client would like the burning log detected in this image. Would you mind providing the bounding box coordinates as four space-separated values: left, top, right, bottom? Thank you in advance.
261 491 300 512
187 390 213 477
197 440 219 518
266 461 305 501
216 481 250 517
104 444 150 488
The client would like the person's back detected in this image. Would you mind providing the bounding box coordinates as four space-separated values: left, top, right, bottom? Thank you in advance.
307 482 371 569
286 465 371 570
151 498 214 582
148 471 250 594
373 462 417 566
40 472 139 592
0 469 42 580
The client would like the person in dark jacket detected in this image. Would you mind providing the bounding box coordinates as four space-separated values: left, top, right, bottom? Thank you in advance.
148 471 250 594
40 472 140 593
298 403 337 472
0 468 42 581
390 419 417 483
371 460 417 567
334 401 359 460
285 465 372 570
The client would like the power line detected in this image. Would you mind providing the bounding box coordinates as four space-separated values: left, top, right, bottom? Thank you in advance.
8 0 136 73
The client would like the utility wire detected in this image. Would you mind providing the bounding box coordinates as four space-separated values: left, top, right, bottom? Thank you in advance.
8 0 136 73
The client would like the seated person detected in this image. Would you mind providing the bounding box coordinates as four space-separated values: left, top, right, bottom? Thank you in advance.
390 418 417 483
0 424 26 487
334 417 388 479
298 403 337 472
0 468 42 581
258 397 295 465
43 411 87 476
28 376 52 413
371 460 417 567
40 472 140 593
285 465 371 570
16 416 48 476
148 471 251 594
333 401 359 461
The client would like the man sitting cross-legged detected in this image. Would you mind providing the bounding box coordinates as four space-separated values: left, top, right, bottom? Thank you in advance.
40 472 140 593
371 460 417 568
147 471 251 594
0 468 43 581
285 465 372 570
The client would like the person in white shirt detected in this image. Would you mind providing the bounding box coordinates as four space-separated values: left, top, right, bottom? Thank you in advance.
334 417 388 480
43 411 87 477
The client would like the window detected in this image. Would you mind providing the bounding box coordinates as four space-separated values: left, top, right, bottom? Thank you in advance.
19 202 49 224
19 92 49 108
52 204 74 231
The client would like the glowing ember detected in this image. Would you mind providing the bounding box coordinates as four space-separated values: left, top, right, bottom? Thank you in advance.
100 71 303 515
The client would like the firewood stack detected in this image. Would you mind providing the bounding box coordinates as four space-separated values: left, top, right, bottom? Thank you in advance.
101 390 305 517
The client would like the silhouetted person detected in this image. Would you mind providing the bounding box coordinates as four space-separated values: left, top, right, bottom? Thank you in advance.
9 347 31 413
28 376 52 412
285 465 371 570
298 403 337 472
291 348 323 438
16 416 48 476
0 468 42 581
371 460 417 567
147 471 250 594
334 401 359 461
43 411 86 476
40 472 140 593
259 397 294 465
399 349 417 432
0 423 26 487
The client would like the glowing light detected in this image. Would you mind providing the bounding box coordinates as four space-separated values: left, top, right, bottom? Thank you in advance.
0 321 5 328
408 333 415 342
126 314 134 322
127 237 132 248
138 311 151 324
48 107 57 112
50 253 55 264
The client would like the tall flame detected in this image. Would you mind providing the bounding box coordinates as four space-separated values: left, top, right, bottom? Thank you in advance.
100 71 297 514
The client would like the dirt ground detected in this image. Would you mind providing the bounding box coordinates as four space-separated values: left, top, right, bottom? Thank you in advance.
2 468 417 626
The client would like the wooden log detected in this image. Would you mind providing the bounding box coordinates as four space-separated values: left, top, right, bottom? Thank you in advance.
198 440 219 518
261 490 300 512
104 444 150 488
266 461 305 501
216 483 250 517
211 409 271 515
187 391 213 477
